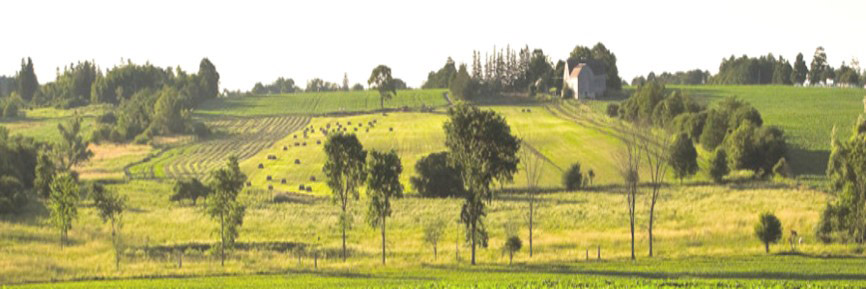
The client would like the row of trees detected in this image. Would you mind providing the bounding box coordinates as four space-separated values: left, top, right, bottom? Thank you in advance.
633 47 863 87
249 73 407 96
631 69 710 86
429 42 622 100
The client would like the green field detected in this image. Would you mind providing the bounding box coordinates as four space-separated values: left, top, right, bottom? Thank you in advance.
589 85 866 178
2 87 865 288
195 89 450 117
12 255 866 288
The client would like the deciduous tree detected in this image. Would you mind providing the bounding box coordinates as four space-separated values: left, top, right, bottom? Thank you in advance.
49 172 79 249
669 133 698 184
754 212 782 253
206 156 247 266
444 103 520 265
91 183 126 270
366 150 403 265
323 133 367 261
368 65 396 110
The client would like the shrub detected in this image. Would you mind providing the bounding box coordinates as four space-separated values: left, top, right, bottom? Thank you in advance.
709 148 729 183
669 133 698 184
754 212 782 253
503 236 522 265
563 163 583 191
699 109 729 150
410 152 465 198
606 104 619 118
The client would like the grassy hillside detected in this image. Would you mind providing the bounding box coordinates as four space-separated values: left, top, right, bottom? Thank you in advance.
674 85 866 176
195 89 449 117
589 85 866 177
128 116 309 181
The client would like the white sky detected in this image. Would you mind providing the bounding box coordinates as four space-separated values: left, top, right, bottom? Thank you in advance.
1 0 864 90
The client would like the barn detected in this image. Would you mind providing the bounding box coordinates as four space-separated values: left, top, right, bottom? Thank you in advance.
562 60 607 99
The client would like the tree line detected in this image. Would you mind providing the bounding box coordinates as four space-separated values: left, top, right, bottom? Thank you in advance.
425 43 622 100
248 73 407 96
632 47 863 87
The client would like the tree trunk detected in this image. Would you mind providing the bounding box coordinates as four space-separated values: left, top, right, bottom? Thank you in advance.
630 208 635 260
529 201 533 258
509 251 513 265
649 199 655 257
471 222 477 265
341 221 347 262
433 243 437 260
765 242 770 253
381 215 386 265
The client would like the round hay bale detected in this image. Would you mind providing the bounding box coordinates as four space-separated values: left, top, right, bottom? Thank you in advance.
268 185 274 191
246 182 252 187
283 146 288 151
302 142 307 146
316 140 321 145
306 186 312 192
281 178 287 184
266 175 272 181
294 159 301 164
293 135 297 139
389 127 394 132
310 176 317 181
258 163 264 169
298 184 305 190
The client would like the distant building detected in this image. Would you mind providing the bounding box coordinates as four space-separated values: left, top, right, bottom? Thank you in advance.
562 59 607 99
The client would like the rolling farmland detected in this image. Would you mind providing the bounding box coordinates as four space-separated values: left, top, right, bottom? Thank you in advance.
195 89 450 117
128 115 309 181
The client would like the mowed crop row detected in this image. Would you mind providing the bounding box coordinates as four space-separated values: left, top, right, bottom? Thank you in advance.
128 116 309 181
194 89 449 117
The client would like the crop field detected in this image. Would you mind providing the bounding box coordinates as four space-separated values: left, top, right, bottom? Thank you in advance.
128 116 309 181
195 89 450 117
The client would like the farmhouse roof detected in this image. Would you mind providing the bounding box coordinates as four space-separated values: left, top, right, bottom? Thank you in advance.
566 59 607 77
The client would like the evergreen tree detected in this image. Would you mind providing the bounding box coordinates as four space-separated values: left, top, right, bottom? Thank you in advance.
17 57 39 102
792 53 808 84
669 133 699 184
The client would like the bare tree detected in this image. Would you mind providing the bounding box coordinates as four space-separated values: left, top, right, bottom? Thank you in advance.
520 138 544 258
616 125 643 260
637 124 672 258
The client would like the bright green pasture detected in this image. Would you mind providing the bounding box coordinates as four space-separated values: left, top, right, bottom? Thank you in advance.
0 105 105 143
195 89 449 117
13 255 866 288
